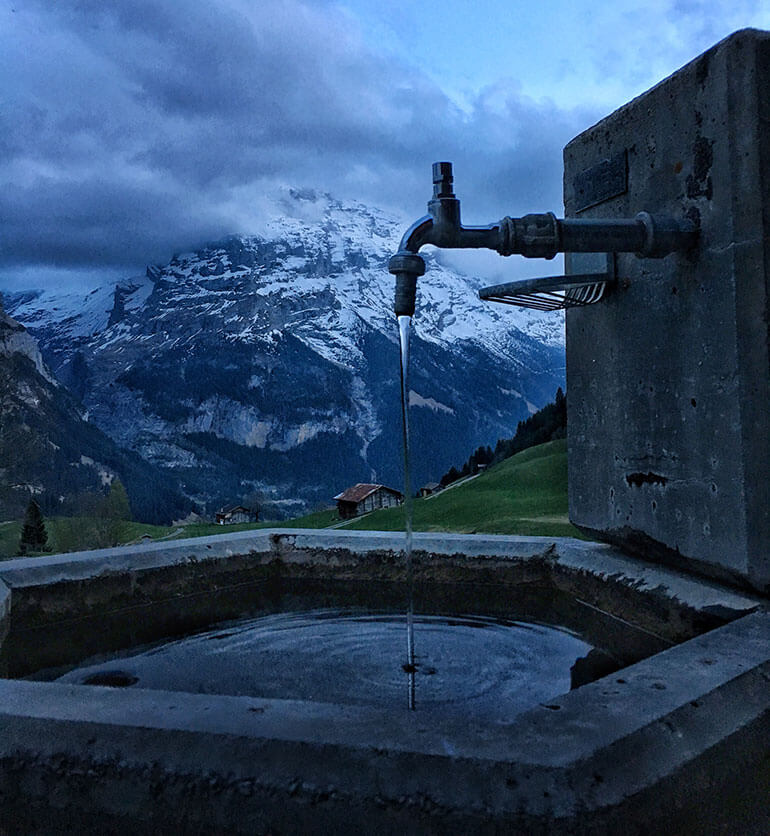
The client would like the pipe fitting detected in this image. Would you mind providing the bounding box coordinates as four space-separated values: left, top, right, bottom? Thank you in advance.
498 213 560 259
635 212 699 258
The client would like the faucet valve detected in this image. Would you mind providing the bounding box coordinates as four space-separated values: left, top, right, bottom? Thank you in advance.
432 162 455 198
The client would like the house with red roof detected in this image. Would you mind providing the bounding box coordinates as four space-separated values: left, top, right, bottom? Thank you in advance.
333 483 403 519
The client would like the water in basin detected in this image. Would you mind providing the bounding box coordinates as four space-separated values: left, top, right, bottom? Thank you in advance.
55 608 592 722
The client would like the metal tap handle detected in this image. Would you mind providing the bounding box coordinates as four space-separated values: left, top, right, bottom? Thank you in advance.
432 162 455 198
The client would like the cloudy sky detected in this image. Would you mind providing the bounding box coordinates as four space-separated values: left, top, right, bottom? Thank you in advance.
1 0 768 291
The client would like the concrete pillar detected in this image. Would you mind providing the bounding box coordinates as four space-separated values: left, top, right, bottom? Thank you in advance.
565 29 770 592
0 579 10 677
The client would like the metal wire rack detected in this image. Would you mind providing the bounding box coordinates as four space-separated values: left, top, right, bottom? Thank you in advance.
478 274 612 311
478 253 616 311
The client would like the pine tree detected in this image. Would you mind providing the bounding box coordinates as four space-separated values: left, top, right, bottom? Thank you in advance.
441 466 461 487
106 479 132 521
555 386 567 429
19 499 48 554
439 386 569 483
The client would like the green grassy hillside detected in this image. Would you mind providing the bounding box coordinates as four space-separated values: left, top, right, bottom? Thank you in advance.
174 509 339 539
342 439 584 537
0 510 346 559
0 441 584 559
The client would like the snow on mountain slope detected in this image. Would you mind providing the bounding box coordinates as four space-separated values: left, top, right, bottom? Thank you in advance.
6 275 152 341
4 190 565 515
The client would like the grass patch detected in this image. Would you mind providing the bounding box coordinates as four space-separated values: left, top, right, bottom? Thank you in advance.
109 520 179 543
0 510 342 558
169 509 340 540
272 509 340 529
171 520 273 539
0 521 21 560
46 517 179 553
341 439 586 538
0 518 182 559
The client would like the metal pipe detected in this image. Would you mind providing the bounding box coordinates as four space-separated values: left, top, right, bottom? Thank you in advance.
558 218 647 253
389 162 698 315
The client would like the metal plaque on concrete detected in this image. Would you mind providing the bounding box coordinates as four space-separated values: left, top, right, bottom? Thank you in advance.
573 151 628 212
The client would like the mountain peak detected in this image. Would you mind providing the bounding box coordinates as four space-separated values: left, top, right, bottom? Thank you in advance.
0 302 57 385
4 193 565 518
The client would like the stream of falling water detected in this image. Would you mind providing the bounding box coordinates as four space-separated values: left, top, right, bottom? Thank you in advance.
397 314 416 710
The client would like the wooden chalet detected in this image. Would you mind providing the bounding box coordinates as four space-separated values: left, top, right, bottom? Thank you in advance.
333 483 403 519
419 482 440 497
215 505 258 525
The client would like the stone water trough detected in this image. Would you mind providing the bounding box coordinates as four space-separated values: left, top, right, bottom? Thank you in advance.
0 529 768 834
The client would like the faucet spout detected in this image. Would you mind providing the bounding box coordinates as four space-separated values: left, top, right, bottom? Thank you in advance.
389 162 502 315
398 214 434 254
391 251 426 317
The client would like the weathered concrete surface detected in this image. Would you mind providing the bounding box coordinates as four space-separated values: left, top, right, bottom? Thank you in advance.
0 530 760 682
0 578 9 676
1 609 768 834
565 29 770 592
0 532 766 832
0 530 760 668
0 529 760 613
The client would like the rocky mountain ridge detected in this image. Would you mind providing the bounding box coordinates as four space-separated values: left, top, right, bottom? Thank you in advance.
0 300 188 523
4 190 565 516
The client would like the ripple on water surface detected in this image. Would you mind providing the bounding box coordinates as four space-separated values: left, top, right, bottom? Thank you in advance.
57 610 592 721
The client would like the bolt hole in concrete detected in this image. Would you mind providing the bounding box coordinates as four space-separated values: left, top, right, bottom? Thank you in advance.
82 671 138 687
57 609 607 722
626 471 668 487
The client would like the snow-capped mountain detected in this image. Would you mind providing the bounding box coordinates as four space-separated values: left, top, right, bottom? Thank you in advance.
4 190 565 516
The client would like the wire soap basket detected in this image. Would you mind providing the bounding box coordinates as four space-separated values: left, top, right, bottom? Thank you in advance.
479 253 616 311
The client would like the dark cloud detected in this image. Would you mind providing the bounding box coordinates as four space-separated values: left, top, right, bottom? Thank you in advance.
0 0 599 287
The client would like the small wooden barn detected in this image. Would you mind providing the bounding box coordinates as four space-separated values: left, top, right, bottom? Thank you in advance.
215 505 258 525
419 482 440 497
333 483 403 519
